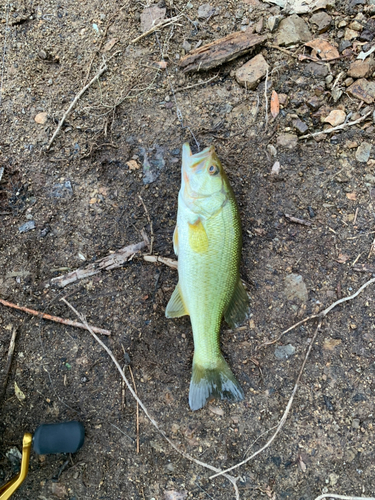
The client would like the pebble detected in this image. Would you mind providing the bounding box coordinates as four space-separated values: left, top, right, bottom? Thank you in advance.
267 15 283 32
182 40 191 52
344 28 358 40
140 6 166 32
347 78 375 103
293 118 308 135
355 142 372 162
267 144 277 156
348 59 374 78
275 14 312 46
51 180 73 199
304 62 329 77
277 133 298 148
352 419 361 429
339 40 351 52
34 112 47 125
275 344 296 360
19 221 35 233
310 11 331 33
197 3 214 19
235 53 269 90
285 273 308 302
324 109 346 126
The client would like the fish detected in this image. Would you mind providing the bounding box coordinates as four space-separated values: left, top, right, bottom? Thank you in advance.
166 143 250 411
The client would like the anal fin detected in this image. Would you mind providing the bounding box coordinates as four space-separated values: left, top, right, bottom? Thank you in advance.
224 279 250 329
165 282 188 318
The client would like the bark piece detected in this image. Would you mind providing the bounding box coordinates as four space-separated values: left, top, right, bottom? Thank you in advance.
235 53 269 89
179 32 267 73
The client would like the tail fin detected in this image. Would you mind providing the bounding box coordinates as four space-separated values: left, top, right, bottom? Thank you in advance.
189 356 244 411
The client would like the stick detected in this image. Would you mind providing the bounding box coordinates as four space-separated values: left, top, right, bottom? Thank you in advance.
314 495 375 500
211 277 375 479
62 298 240 500
175 73 219 92
128 365 140 454
0 327 18 402
138 196 154 255
0 298 111 336
266 43 299 59
51 240 147 287
210 319 322 479
143 255 178 270
284 214 312 226
298 110 373 140
130 15 183 44
47 61 108 150
264 68 269 130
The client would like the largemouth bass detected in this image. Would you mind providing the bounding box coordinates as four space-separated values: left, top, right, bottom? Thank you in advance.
166 143 250 411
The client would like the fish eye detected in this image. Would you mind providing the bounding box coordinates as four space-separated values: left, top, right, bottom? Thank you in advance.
208 165 219 175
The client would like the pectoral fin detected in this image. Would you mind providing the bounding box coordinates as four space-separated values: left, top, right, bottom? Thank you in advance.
224 279 250 329
173 225 179 256
165 282 188 318
188 219 208 253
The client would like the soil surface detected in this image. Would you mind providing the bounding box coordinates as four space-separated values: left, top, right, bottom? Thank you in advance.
1 0 375 499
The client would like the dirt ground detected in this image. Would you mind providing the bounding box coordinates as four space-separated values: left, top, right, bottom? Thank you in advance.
1 0 375 499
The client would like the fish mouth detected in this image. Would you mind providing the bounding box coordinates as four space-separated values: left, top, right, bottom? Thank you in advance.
182 143 216 170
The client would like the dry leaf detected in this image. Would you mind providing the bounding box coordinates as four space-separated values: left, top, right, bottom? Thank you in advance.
14 381 26 401
305 39 340 60
127 160 140 170
323 338 342 350
336 253 349 263
103 38 118 52
35 112 48 124
346 192 357 200
270 90 280 119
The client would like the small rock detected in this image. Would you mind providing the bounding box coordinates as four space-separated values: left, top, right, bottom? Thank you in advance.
255 17 264 33
267 144 277 157
197 3 215 19
339 40 351 52
140 6 166 33
285 273 308 302
348 59 374 78
306 96 322 110
329 473 339 487
310 11 331 33
293 118 308 135
182 40 191 52
277 133 298 148
51 482 68 498
271 161 281 175
349 20 362 31
34 112 47 124
346 140 358 148
331 88 343 102
347 78 375 103
275 14 312 46
344 28 358 40
352 418 360 429
275 344 296 360
51 180 73 199
267 15 282 32
356 142 372 162
344 77 354 87
278 93 288 106
304 62 329 77
19 221 35 233
324 109 346 126
164 491 188 500
235 53 269 90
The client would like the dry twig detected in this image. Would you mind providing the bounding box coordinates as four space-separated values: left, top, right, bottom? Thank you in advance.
211 277 375 479
284 214 312 226
0 327 18 401
128 365 140 454
130 15 183 44
314 495 375 500
62 298 240 500
143 255 178 269
0 298 111 336
299 110 373 140
138 195 154 255
264 68 269 129
51 240 147 287
47 61 108 150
